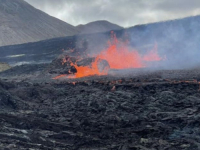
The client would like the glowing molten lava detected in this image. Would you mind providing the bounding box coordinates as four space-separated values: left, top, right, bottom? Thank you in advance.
53 32 165 79
98 43 143 69
97 33 163 69
69 56 108 78
53 74 67 79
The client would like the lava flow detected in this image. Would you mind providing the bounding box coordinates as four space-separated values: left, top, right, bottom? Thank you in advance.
69 56 108 78
53 32 165 79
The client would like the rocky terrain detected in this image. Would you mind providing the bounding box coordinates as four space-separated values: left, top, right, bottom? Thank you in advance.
0 60 200 149
1 6 200 149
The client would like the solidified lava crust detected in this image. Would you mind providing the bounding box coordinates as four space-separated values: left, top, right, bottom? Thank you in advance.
0 66 200 149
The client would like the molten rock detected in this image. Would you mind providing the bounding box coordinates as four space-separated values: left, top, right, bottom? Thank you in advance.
77 57 110 73
47 55 110 75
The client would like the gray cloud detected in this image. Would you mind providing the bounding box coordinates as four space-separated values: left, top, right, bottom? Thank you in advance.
24 0 200 27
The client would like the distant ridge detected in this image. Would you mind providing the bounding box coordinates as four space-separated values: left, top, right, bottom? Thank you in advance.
76 20 123 34
0 0 78 46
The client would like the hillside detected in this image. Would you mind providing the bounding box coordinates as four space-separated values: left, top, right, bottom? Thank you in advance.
0 0 78 46
76 20 123 34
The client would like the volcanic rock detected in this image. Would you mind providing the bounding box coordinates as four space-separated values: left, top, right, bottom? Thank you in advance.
0 79 28 110
0 72 200 149
77 57 110 72
46 55 110 75
1 63 200 149
47 55 77 75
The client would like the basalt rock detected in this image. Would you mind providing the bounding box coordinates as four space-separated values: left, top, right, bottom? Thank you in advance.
46 55 110 75
1 65 200 149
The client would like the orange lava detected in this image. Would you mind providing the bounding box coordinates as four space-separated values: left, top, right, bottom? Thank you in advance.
98 43 144 69
53 74 67 79
53 32 165 79
69 56 108 78
97 33 163 69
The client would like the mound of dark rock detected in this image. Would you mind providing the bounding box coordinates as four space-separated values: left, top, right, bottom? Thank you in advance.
46 55 110 75
0 80 29 110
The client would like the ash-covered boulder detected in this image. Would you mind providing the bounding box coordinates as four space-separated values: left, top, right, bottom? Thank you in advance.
46 55 110 75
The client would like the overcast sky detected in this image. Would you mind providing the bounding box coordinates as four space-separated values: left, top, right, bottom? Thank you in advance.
24 0 200 27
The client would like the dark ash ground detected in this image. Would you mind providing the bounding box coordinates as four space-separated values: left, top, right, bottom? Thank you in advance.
0 64 200 150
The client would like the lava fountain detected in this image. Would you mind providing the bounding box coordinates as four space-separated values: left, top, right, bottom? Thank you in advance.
69 56 108 78
97 32 163 69
53 32 165 79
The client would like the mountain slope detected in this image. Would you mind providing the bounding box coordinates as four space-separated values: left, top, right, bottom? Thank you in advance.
0 0 78 46
76 20 123 34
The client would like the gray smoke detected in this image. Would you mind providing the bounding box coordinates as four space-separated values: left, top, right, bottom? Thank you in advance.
128 15 200 70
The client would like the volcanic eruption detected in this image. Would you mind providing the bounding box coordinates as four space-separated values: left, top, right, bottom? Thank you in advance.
53 32 165 79
2 0 200 149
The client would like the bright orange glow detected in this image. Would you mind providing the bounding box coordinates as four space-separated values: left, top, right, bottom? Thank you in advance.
97 33 163 69
53 32 165 79
98 44 144 69
70 56 108 78
53 74 67 79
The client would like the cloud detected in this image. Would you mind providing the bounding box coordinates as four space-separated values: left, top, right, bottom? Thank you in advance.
24 0 200 27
